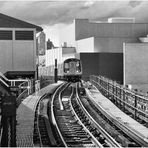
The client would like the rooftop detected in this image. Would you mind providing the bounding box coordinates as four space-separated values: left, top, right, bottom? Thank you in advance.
0 13 43 32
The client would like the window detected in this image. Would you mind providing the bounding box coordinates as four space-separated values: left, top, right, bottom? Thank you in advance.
0 30 12 40
15 31 34 40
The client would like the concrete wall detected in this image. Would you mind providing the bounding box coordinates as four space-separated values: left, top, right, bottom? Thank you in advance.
77 53 123 83
76 36 138 53
124 43 148 85
76 37 94 53
94 37 139 53
75 19 148 41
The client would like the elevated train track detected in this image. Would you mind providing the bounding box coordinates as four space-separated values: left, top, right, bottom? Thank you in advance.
90 75 148 126
51 82 124 147
15 78 148 147
16 82 62 147
50 81 148 147
87 76 148 147
51 83 98 147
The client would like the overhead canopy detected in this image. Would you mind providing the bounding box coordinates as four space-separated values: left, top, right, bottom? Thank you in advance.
0 13 43 32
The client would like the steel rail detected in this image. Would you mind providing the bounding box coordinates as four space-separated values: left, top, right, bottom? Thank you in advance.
52 83 97 147
36 103 43 147
75 83 122 148
86 84 148 147
51 82 69 147
34 93 50 147
70 85 103 147
34 93 48 147
92 79 148 116
58 83 70 110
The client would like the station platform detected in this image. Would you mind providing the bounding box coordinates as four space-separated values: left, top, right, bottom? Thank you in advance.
16 81 63 147
85 84 148 145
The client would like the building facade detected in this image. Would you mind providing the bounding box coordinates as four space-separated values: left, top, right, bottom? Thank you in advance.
37 31 46 55
59 18 148 86
0 13 42 78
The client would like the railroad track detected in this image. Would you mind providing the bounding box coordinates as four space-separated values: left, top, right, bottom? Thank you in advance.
80 82 148 147
51 82 123 147
32 81 147 147
51 83 99 147
77 90 139 147
33 93 57 147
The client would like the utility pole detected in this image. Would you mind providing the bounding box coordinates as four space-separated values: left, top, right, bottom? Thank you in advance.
54 59 58 83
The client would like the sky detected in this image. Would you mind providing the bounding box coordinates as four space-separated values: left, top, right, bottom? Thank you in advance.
1 0 148 45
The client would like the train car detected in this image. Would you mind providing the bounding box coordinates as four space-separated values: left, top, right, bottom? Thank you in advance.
63 58 82 82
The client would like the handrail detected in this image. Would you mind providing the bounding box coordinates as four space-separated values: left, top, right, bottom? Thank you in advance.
0 72 9 87
0 72 29 87
0 78 9 87
16 80 34 107
90 75 148 121
0 72 9 82
16 89 28 107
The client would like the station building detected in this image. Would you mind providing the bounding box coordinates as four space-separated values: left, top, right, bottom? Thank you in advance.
0 13 43 79
58 18 148 89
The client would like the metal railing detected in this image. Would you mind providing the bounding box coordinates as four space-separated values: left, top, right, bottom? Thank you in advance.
0 72 29 87
0 71 35 107
90 75 148 123
16 80 35 107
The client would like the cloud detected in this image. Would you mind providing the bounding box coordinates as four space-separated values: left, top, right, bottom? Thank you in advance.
0 0 148 27
128 1 142 8
81 0 95 9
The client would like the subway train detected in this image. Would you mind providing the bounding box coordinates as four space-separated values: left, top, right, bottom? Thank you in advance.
63 58 82 82
39 58 82 82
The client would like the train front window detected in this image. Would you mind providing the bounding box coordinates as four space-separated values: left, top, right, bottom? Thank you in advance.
64 63 69 73
65 63 69 68
76 61 81 72
76 62 79 67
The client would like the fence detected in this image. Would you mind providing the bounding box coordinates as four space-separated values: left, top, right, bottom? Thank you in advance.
90 75 148 123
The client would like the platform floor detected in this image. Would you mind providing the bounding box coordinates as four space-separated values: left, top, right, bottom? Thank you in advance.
16 81 63 147
85 85 148 144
